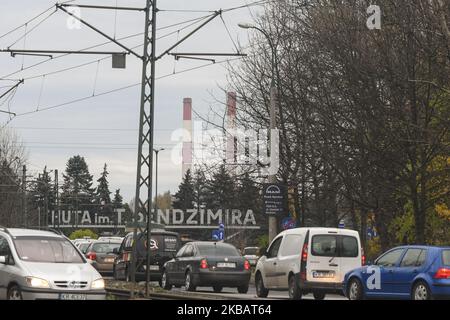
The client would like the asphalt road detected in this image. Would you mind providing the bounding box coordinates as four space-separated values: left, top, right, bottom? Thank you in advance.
171 284 348 300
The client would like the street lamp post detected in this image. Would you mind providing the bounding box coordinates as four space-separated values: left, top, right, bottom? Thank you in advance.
239 23 279 242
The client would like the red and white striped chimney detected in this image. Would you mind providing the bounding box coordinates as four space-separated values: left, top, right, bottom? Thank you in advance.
226 92 237 166
182 97 193 178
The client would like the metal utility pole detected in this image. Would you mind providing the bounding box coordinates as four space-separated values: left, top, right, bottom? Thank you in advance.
22 165 27 228
238 23 279 242
268 85 278 243
129 0 157 299
153 148 164 212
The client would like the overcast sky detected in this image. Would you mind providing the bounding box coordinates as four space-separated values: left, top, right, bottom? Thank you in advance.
0 0 263 202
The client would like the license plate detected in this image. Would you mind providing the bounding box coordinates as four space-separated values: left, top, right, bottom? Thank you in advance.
312 271 335 278
217 262 236 268
143 265 160 271
60 293 87 300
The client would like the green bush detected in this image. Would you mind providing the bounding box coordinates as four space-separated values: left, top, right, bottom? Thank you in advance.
69 229 98 240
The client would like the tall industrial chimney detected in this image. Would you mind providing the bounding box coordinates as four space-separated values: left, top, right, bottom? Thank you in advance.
182 98 193 178
226 92 237 166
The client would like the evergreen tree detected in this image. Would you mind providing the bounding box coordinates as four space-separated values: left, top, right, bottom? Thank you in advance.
30 167 55 226
173 169 194 210
61 155 95 214
193 169 207 209
112 189 123 209
237 172 260 211
204 165 236 211
96 163 111 204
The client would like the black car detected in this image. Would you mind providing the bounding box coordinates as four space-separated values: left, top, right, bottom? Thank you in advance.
112 230 181 283
161 241 251 293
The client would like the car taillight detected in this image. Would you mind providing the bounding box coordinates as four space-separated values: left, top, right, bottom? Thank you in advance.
302 243 308 262
200 259 208 269
86 252 97 260
361 247 366 266
434 268 450 279
244 260 250 270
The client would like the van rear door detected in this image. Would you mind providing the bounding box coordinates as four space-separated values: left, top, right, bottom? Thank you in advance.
307 231 340 283
337 231 361 281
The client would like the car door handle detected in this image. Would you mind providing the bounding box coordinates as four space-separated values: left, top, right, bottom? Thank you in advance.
329 263 338 267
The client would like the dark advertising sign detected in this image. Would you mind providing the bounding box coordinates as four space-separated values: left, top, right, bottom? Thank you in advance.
263 183 286 215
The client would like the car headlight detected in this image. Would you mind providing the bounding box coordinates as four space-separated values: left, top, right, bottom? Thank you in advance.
91 278 105 290
26 277 50 288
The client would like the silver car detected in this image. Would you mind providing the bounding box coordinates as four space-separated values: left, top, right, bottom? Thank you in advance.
0 227 106 300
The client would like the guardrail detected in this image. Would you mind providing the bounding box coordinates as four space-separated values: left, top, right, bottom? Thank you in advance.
105 287 232 300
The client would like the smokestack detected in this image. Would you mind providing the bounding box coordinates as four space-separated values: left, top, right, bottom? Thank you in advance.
182 98 193 178
226 92 237 166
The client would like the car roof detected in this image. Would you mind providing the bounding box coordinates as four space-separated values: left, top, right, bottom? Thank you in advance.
127 230 180 237
391 245 450 250
6 228 63 238
280 227 359 236
91 240 122 244
191 241 235 247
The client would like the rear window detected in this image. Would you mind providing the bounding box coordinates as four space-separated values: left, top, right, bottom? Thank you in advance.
78 243 91 253
443 250 450 266
341 236 359 257
244 248 258 255
91 242 120 253
312 235 337 257
197 244 240 257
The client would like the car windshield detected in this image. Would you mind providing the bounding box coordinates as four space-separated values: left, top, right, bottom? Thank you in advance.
244 248 258 255
91 242 121 253
197 243 240 257
443 250 450 266
14 237 84 263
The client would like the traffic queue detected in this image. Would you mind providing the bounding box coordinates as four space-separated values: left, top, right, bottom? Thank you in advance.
0 225 448 300
88 226 449 300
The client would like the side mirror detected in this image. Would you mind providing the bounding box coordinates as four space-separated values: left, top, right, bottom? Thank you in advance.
112 247 119 254
0 256 6 264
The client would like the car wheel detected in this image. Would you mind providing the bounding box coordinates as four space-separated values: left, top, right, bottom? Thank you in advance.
288 275 302 300
7 285 23 300
238 285 249 294
255 273 269 298
213 286 223 293
313 292 326 300
412 281 432 300
184 271 196 292
347 278 363 300
161 270 172 290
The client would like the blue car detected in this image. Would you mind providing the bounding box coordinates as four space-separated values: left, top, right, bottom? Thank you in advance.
343 246 450 300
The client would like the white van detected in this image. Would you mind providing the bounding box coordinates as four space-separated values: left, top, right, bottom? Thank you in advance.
255 227 363 300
